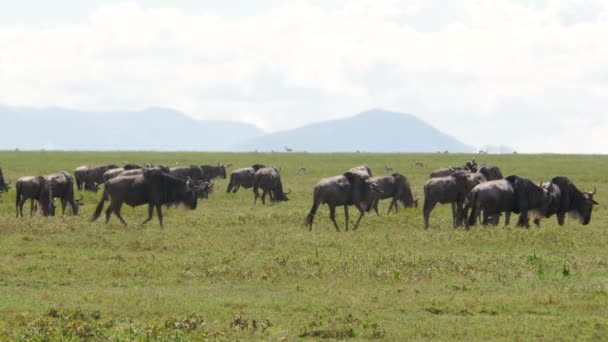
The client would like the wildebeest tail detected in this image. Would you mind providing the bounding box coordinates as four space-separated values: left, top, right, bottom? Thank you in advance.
15 181 22 217
466 190 478 227
305 190 320 229
90 186 108 222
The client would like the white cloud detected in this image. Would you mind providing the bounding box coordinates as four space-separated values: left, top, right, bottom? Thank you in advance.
0 0 607 153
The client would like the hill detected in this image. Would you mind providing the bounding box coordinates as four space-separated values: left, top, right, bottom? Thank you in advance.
234 109 474 152
0 106 264 151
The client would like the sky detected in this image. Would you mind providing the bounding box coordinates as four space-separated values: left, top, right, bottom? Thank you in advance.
0 0 607 153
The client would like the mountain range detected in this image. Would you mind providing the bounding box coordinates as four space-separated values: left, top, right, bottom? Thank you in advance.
0 106 474 152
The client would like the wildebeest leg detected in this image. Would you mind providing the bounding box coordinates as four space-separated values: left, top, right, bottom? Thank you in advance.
18 198 27 217
156 205 163 227
329 205 340 232
517 211 530 228
113 203 127 226
556 212 565 226
29 199 35 216
504 212 511 226
142 204 154 224
423 199 436 229
371 199 379 215
105 202 115 224
253 188 259 204
61 199 67 216
344 205 349 231
261 190 267 205
533 218 541 228
387 199 395 214
352 206 365 230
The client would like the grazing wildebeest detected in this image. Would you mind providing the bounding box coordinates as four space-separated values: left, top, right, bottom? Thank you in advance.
305 171 380 231
478 165 503 181
83 164 119 192
465 179 516 227
200 163 227 182
15 176 55 217
74 166 89 191
422 171 469 229
90 169 201 227
533 177 598 226
367 173 417 215
170 165 205 182
0 167 10 193
44 171 84 215
226 164 266 193
253 167 290 204
414 162 424 168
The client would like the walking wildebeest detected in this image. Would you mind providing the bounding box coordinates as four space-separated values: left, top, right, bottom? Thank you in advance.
0 167 10 193
253 167 290 204
533 177 598 226
170 165 205 182
15 176 55 217
305 171 380 231
478 165 503 181
423 171 469 229
201 163 227 182
83 164 119 192
90 169 201 227
44 171 84 215
367 173 417 215
226 164 266 193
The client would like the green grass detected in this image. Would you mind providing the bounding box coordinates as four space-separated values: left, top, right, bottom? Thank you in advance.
0 151 606 340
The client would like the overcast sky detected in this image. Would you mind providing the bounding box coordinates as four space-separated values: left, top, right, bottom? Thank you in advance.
1 0 607 153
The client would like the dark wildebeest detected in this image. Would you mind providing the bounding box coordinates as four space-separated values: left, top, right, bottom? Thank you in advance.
253 167 290 204
226 164 265 193
533 177 598 226
83 164 119 192
478 165 503 181
170 165 205 182
423 171 470 229
44 171 84 215
0 167 10 193
74 166 89 191
90 169 201 227
466 175 554 228
465 179 516 227
15 176 55 217
305 171 380 231
200 163 227 182
367 173 417 215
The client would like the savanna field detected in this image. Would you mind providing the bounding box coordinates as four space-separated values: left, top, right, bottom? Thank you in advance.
0 151 606 340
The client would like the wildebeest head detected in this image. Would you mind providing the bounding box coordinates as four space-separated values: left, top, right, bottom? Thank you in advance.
182 178 200 209
343 171 378 209
577 187 599 225
393 173 417 208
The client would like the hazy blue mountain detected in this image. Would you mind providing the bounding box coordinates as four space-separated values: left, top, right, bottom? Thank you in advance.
0 106 264 151
234 109 474 153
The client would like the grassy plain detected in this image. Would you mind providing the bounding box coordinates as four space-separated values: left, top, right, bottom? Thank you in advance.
0 151 606 340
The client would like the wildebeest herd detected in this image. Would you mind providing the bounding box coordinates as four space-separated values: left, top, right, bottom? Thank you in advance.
0 158 599 230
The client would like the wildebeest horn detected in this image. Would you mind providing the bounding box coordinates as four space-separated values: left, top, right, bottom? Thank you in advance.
77 194 84 202
591 187 597 195
5 181 10 186
285 189 292 195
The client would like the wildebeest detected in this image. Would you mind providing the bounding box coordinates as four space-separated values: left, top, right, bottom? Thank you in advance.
90 169 201 227
226 164 266 193
466 175 553 228
82 164 119 192
305 171 380 231
253 167 290 204
384 165 394 174
298 167 307 174
15 176 55 217
170 165 205 182
44 171 84 215
423 171 470 229
367 173 417 215
533 177 598 226
200 163 227 182
465 179 516 227
74 166 89 191
103 168 127 182
429 160 478 179
0 167 10 193
478 165 503 181
414 162 424 168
